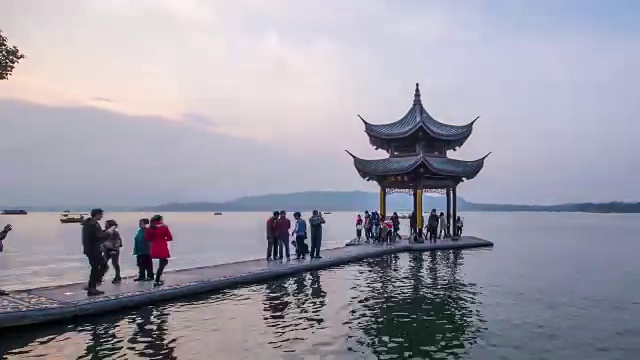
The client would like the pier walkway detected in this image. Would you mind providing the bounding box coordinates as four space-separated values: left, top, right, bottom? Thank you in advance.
0 236 492 329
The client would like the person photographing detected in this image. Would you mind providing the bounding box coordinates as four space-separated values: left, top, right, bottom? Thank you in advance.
0 224 13 296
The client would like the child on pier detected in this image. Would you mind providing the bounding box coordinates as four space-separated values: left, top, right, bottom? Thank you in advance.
145 215 173 287
133 218 154 281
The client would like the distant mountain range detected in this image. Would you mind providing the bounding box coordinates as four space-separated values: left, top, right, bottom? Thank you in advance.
4 191 640 213
136 191 640 214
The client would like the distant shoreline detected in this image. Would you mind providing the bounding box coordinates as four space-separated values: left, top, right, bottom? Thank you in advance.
3 191 640 214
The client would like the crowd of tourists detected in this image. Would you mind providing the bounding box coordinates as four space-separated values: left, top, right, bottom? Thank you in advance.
265 210 326 260
354 209 464 244
82 208 173 296
0 207 464 297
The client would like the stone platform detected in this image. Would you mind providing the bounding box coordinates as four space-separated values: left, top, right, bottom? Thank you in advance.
0 236 492 329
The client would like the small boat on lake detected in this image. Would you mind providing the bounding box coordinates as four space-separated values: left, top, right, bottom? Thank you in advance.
214 212 223 215
1 209 27 215
60 212 88 224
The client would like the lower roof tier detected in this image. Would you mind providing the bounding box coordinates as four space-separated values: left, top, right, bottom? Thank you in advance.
346 151 490 180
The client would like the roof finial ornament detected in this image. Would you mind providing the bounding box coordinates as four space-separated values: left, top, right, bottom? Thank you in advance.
413 82 422 106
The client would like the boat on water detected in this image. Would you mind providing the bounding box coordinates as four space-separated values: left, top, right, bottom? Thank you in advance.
1 210 27 215
323 212 332 215
214 212 223 215
60 212 88 224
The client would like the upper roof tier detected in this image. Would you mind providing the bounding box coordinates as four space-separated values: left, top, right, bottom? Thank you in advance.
360 83 477 145
346 151 490 180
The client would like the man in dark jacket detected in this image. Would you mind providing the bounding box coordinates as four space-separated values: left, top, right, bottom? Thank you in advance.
82 208 111 296
427 209 439 243
266 211 279 260
309 210 326 259
275 210 291 260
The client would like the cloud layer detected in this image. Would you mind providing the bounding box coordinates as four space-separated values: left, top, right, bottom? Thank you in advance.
1 0 640 205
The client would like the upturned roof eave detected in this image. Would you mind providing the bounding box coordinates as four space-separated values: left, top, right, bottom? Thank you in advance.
346 151 490 179
361 114 476 142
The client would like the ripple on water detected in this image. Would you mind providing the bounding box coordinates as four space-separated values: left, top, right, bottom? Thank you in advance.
0 251 486 359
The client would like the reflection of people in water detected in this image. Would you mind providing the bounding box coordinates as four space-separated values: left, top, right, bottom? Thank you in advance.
129 307 177 360
263 278 291 322
262 272 328 337
80 314 121 358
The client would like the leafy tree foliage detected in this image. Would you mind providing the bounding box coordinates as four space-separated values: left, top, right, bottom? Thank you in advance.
0 29 25 80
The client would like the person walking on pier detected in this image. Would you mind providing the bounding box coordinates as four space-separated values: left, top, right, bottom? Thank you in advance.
145 215 173 287
427 209 439 243
102 220 123 284
266 211 279 261
370 210 380 242
355 214 363 242
391 212 400 241
455 216 464 237
309 210 325 259
82 208 111 296
133 218 154 281
409 211 417 239
0 224 13 296
275 211 291 260
438 212 447 239
292 212 308 259
364 211 371 242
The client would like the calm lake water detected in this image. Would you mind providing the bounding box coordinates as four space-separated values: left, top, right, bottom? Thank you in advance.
1 211 639 359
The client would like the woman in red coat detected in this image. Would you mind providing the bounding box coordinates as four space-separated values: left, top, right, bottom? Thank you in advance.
145 214 173 286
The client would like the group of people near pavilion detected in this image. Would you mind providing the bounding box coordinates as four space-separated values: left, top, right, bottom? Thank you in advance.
354 209 464 244
265 210 326 261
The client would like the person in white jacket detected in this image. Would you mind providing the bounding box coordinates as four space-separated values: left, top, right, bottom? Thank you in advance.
438 212 447 239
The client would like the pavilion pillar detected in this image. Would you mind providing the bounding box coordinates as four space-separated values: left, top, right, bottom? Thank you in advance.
413 190 418 217
452 186 458 240
379 186 387 220
416 188 423 240
446 188 452 237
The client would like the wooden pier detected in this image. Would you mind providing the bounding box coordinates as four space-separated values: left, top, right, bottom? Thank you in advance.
0 236 492 329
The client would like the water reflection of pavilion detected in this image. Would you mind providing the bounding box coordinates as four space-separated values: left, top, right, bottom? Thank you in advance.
349 251 485 359
259 251 485 358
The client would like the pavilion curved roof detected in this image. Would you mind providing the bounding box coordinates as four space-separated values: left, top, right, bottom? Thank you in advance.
346 151 490 180
360 83 477 141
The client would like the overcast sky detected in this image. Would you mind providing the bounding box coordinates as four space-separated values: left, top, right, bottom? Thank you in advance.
1 0 639 206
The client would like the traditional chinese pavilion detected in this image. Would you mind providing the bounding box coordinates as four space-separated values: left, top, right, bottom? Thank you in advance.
346 83 489 238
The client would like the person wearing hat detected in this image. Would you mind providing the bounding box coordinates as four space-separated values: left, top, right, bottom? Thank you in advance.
82 208 112 296
102 219 123 284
